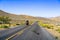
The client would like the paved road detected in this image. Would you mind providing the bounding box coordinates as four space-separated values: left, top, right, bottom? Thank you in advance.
11 22 56 40
0 25 27 40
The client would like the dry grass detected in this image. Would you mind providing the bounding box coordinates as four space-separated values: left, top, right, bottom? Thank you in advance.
45 26 60 40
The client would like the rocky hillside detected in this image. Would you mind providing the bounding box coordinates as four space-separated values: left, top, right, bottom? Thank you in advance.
0 10 58 24
0 10 49 20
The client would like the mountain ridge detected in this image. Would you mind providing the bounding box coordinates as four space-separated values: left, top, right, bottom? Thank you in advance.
0 10 49 20
0 10 59 24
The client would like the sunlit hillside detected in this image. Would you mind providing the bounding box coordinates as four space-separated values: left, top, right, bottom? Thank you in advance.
0 10 60 40
0 10 58 24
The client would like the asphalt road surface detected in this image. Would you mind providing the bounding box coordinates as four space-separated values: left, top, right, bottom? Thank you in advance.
0 25 27 40
11 22 56 40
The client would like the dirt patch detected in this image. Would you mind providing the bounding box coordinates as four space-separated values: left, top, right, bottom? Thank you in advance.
0 28 7 30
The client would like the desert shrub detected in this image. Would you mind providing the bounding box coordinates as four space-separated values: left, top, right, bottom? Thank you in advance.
55 36 58 39
56 28 60 33
0 25 4 28
3 25 9 28
0 26 2 28
16 24 20 25
38 22 54 29
0 25 9 28
40 24 53 29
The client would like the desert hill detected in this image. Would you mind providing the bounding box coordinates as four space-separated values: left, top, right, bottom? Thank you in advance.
0 10 58 24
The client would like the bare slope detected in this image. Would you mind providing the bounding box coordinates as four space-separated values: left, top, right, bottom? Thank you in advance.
0 10 56 24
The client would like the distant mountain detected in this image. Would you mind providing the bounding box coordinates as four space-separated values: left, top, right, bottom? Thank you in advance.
0 10 58 24
0 10 37 20
0 10 48 20
50 16 60 22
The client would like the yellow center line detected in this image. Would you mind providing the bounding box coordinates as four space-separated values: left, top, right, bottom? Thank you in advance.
6 26 30 40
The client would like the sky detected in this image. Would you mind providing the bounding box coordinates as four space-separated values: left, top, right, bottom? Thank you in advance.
0 0 60 18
